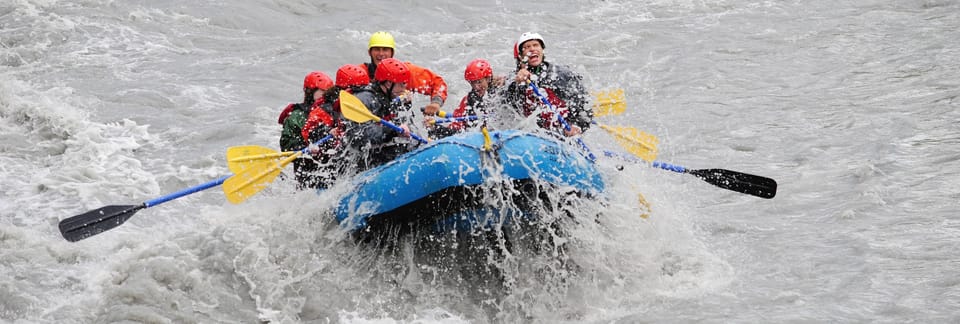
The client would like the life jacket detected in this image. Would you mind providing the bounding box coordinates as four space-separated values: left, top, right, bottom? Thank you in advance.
362 61 448 104
301 95 343 148
522 86 569 130
449 91 486 131
278 103 295 125
278 102 313 125
362 62 376 83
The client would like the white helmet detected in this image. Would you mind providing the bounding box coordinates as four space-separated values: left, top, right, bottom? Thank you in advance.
514 32 545 59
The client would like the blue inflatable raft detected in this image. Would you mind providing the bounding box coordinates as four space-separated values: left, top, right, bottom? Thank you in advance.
334 130 605 237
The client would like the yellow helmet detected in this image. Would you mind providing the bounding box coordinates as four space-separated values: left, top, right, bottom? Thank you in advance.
368 31 395 50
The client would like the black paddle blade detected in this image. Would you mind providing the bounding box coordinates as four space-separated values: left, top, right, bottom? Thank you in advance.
687 168 777 199
59 204 145 242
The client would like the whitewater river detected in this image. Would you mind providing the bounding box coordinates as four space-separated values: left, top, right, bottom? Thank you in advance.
2 0 958 322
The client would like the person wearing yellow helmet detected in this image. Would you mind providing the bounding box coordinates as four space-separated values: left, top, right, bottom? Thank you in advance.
506 32 592 137
361 31 448 117
366 31 396 70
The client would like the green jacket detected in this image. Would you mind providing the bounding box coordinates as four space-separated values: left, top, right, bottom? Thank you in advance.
280 103 310 152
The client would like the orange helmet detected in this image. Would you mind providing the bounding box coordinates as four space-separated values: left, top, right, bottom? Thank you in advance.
303 71 333 90
374 58 411 84
335 64 370 88
464 59 493 81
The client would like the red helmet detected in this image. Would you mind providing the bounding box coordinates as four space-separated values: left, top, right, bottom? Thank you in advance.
374 58 411 84
514 32 545 59
335 64 370 88
303 71 333 90
464 59 493 81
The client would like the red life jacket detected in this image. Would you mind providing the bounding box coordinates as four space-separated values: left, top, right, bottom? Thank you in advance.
278 103 296 125
522 86 569 130
301 96 337 143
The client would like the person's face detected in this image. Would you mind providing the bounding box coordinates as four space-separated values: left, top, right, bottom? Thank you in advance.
381 81 407 99
469 77 491 96
520 40 543 67
369 47 394 65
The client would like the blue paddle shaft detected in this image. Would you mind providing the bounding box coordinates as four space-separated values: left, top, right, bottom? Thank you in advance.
299 134 334 154
144 175 230 208
652 161 687 173
434 115 480 123
528 82 596 161
603 150 688 173
144 134 336 208
378 120 429 144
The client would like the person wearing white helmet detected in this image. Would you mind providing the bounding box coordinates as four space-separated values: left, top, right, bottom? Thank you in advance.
506 32 592 137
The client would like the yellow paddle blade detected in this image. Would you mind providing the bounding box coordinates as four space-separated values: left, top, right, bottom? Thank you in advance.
226 145 295 174
592 88 626 117
638 192 652 219
339 91 379 123
598 124 660 162
223 152 300 204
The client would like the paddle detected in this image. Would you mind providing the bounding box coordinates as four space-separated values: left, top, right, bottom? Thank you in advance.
339 91 429 144
589 89 660 161
226 145 295 174
592 88 626 116
603 150 777 199
222 134 334 204
429 115 481 124
528 81 597 161
431 90 622 123
588 93 774 198
59 175 231 242
594 122 659 162
226 135 333 174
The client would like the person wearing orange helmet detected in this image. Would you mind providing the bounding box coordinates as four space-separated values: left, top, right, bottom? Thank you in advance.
279 71 333 189
340 58 419 172
428 58 506 138
506 32 592 137
362 31 448 116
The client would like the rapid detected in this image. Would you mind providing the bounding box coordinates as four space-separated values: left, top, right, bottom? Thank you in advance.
2 0 958 322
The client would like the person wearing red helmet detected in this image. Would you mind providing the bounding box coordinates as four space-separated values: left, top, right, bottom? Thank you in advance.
361 31 448 116
339 58 419 172
278 71 333 126
428 58 506 139
506 32 592 137
291 64 373 189
302 64 371 145
279 71 333 189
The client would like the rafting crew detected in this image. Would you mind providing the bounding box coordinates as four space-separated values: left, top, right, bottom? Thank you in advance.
279 31 593 188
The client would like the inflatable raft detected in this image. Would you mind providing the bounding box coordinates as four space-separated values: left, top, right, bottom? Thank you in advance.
334 130 604 238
